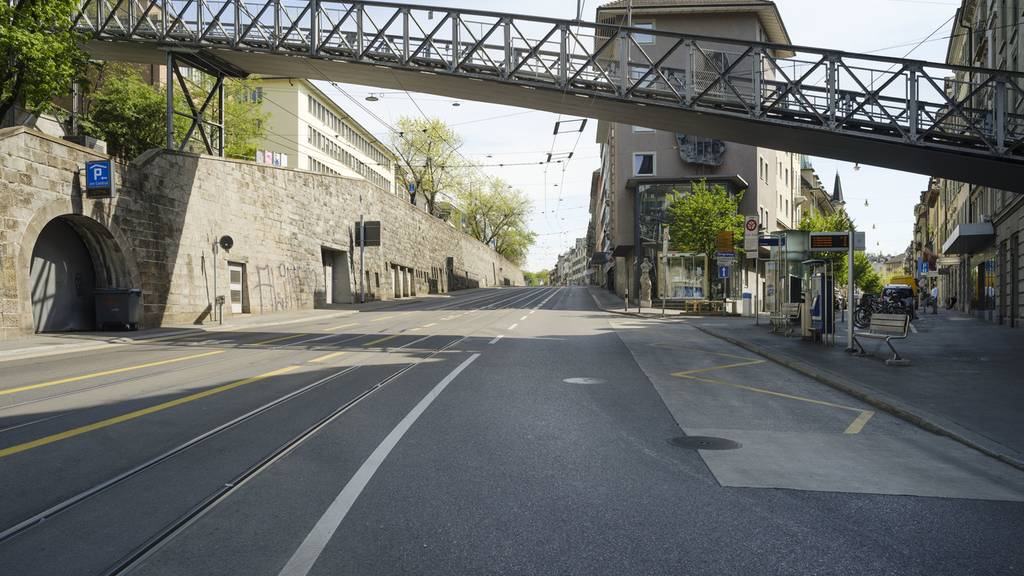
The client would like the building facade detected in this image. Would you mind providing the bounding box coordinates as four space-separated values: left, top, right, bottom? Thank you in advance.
590 0 800 306
252 78 399 197
920 0 1023 326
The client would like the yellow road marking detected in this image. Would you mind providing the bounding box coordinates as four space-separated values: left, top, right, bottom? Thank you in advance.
0 351 225 397
323 322 358 332
652 342 756 360
844 410 875 434
671 359 764 378
309 351 346 364
370 315 395 322
252 333 306 346
673 369 875 435
363 334 400 347
0 365 298 459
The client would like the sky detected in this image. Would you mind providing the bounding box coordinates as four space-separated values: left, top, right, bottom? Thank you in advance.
318 0 962 271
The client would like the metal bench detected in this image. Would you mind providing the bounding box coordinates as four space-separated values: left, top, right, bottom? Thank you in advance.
851 313 910 365
769 303 801 336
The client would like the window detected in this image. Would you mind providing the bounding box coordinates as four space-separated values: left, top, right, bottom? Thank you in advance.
633 22 655 44
633 152 655 176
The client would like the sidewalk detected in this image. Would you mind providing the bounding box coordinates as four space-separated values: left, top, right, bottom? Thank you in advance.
690 311 1024 470
0 294 440 363
588 285 1024 469
586 286 687 318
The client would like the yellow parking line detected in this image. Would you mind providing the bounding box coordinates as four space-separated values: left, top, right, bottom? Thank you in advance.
0 350 225 397
323 322 358 332
252 333 306 346
671 359 764 378
0 365 298 459
677 373 874 435
363 334 400 347
844 410 875 434
309 351 345 364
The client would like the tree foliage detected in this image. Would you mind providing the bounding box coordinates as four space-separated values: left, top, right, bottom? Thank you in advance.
80 64 169 159
0 0 86 120
223 79 270 160
456 175 535 266
81 65 267 161
391 116 464 215
666 180 744 257
798 209 881 293
523 270 550 286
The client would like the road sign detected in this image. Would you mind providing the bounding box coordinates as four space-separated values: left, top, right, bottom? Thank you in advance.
716 230 733 253
744 216 758 256
718 265 730 279
758 236 782 247
937 256 960 266
717 252 736 265
85 160 113 196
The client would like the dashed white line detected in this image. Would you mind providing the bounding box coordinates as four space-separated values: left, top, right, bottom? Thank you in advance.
489 334 504 345
508 323 518 330
519 315 528 321
909 322 918 334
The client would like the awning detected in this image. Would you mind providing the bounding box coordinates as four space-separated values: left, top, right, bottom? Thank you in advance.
589 251 612 266
941 223 995 255
611 245 633 258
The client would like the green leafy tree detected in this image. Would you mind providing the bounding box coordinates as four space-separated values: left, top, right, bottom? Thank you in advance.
457 175 535 266
80 64 169 159
391 116 464 215
0 0 86 121
82 65 267 161
666 179 745 257
799 208 855 283
224 79 269 160
853 251 884 294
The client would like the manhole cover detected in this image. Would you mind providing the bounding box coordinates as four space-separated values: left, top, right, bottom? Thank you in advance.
668 436 741 450
562 377 606 384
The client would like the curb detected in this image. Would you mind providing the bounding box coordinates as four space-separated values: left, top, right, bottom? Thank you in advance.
691 323 1024 473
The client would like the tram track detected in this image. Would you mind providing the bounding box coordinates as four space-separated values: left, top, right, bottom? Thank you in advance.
0 287 553 566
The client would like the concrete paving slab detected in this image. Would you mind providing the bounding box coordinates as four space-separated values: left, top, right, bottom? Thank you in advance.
690 427 1024 501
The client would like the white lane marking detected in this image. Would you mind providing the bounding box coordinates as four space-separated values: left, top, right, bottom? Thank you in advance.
519 315 528 321
422 323 437 328
508 323 518 330
489 334 504 345
529 310 536 315
909 322 918 334
276 354 481 576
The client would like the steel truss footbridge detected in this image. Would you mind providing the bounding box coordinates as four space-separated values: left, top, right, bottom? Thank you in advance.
73 0 1024 191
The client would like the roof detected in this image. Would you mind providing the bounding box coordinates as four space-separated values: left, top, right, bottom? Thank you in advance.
597 0 792 52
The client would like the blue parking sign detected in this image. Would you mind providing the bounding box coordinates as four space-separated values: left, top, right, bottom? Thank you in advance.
85 160 112 192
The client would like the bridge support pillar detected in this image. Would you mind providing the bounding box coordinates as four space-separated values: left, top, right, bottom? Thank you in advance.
163 51 226 157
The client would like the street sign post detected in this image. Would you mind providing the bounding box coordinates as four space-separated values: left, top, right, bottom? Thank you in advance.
662 225 669 317
744 216 758 255
718 265 730 279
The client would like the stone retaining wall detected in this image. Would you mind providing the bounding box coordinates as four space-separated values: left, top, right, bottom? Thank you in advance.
0 128 523 338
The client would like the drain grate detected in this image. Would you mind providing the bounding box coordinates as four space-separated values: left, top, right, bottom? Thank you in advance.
668 436 741 450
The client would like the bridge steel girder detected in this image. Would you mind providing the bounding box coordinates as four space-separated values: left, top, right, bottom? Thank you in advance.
73 0 1024 192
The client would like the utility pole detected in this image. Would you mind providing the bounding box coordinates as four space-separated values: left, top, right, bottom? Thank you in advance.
846 228 855 351
359 215 365 304
662 224 669 318
212 241 219 324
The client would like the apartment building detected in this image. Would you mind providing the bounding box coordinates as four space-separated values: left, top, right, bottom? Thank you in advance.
252 78 398 196
590 0 800 305
922 0 1023 326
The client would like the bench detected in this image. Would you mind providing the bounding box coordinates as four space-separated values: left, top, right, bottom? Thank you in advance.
851 313 910 365
769 303 801 336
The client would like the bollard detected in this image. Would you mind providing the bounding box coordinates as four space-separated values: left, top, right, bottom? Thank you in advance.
625 289 629 312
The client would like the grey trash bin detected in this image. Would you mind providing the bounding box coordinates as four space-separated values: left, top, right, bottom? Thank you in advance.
94 288 142 331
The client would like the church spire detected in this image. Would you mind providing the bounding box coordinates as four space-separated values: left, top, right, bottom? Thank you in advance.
832 172 845 205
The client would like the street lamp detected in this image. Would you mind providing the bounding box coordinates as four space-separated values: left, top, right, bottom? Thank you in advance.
365 93 380 102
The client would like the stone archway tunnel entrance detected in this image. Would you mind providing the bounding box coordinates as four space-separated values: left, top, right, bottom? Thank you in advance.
29 215 135 333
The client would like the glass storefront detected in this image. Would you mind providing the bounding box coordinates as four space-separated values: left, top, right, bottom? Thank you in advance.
664 253 706 299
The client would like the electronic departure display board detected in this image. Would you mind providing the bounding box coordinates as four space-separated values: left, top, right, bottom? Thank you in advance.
809 232 851 252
